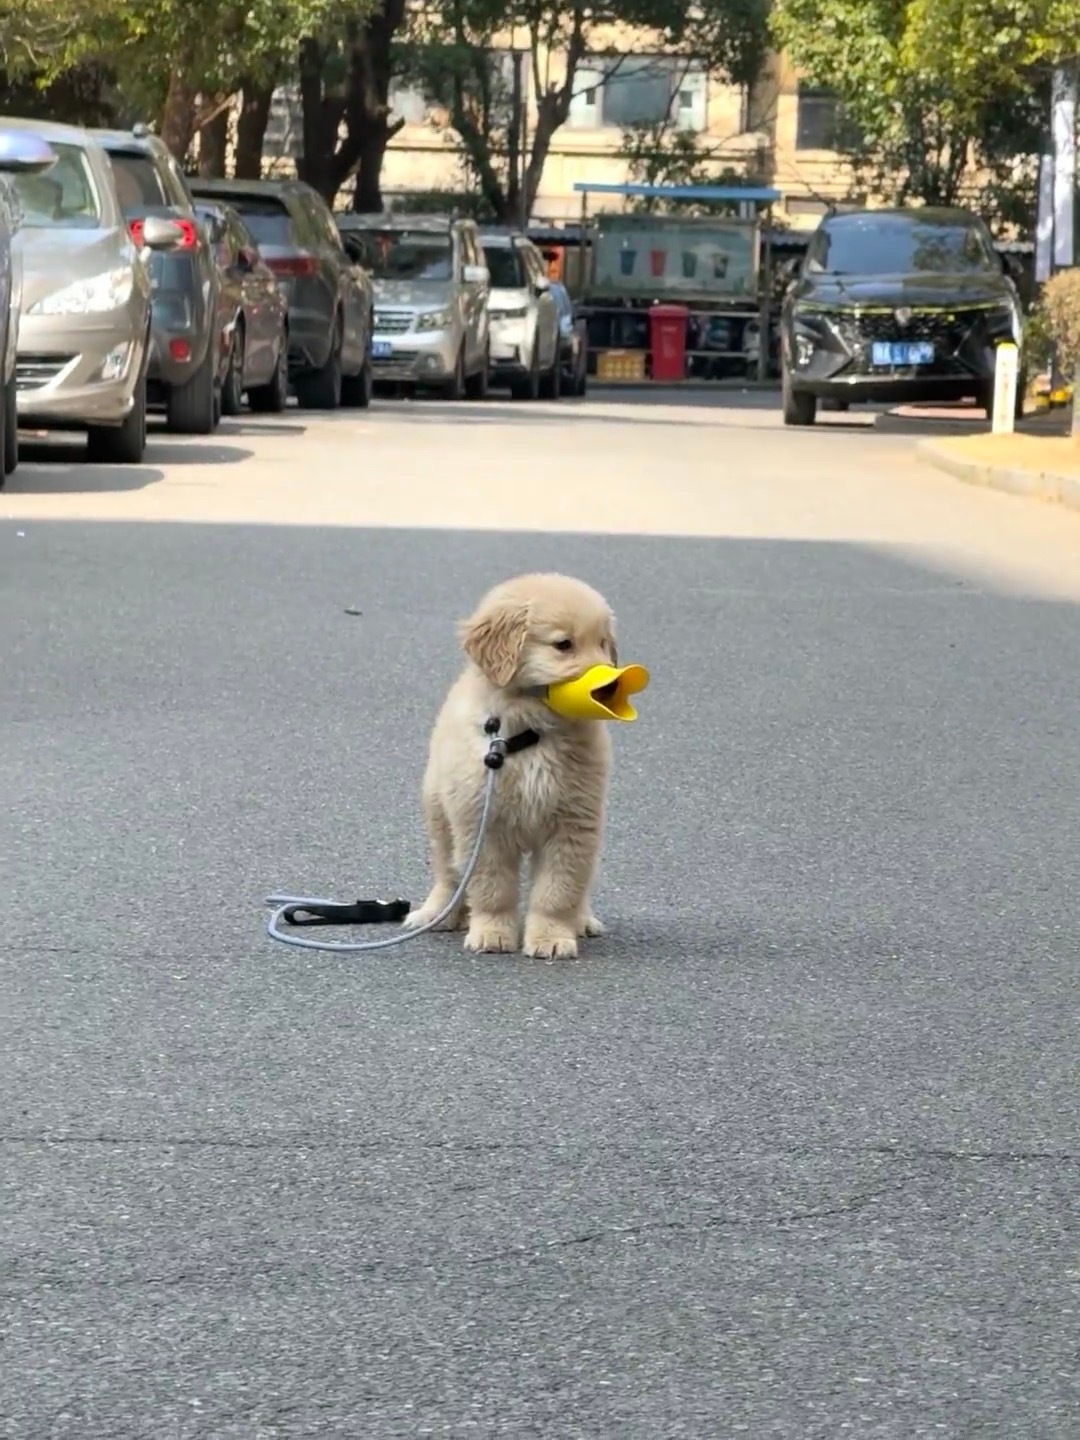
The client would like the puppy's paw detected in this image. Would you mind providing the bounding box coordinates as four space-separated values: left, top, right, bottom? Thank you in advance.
523 923 579 960
464 917 519 954
402 895 463 932
578 913 605 938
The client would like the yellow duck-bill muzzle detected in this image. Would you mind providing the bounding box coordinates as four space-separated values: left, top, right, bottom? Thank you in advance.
544 663 650 722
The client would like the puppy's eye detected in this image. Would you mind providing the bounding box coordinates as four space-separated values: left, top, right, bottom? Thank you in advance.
552 638 574 652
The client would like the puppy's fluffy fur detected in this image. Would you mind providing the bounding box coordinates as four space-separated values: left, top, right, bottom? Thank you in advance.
403 572 618 958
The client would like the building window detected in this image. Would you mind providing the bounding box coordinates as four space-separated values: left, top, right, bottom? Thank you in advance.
795 84 856 151
264 86 303 161
391 46 526 130
568 56 707 132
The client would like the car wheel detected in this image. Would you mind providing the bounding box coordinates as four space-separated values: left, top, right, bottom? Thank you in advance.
221 324 245 417
782 366 817 426
464 348 489 400
249 330 289 414
165 341 218 435
3 370 18 479
539 348 561 400
441 346 466 401
87 372 147 465
340 351 373 409
294 318 342 411
510 342 541 401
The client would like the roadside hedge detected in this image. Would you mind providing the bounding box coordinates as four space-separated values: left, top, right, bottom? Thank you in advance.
1039 267 1080 375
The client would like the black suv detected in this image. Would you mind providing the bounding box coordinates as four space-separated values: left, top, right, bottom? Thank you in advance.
188 178 373 410
91 127 223 434
779 207 1024 426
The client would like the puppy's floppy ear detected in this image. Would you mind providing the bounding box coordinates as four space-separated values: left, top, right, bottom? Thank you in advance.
458 598 530 686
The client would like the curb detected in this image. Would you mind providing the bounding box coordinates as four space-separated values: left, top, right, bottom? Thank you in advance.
589 379 779 393
917 439 1080 513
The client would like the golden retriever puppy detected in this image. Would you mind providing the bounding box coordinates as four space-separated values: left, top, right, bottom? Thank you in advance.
403 572 617 958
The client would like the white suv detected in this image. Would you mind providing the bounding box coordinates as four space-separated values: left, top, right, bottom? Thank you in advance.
337 213 490 400
480 231 561 400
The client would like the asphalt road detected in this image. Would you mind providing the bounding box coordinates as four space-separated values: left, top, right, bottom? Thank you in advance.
3 391 1079 1439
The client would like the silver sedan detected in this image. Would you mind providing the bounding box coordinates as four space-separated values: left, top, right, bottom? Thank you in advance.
1 116 179 464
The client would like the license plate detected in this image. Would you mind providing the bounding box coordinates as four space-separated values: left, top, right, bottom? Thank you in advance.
871 341 933 367
371 340 393 359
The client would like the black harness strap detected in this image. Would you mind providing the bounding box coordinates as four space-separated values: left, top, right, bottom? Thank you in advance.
503 728 541 755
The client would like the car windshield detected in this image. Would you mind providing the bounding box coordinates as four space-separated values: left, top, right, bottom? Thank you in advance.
352 230 453 281
806 216 998 276
13 142 100 228
212 198 293 247
107 151 168 211
483 246 525 288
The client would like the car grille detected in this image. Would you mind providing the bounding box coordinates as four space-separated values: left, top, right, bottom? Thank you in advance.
834 307 993 352
374 310 413 334
17 354 77 389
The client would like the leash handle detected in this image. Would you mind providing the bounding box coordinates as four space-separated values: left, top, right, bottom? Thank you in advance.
280 899 411 927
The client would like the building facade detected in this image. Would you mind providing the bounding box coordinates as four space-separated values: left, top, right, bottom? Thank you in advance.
260 42 858 230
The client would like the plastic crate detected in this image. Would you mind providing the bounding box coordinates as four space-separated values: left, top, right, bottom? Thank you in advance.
596 348 647 382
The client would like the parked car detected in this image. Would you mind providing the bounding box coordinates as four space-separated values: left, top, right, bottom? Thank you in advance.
194 200 290 414
549 280 588 397
479 230 561 400
189 178 373 410
2 117 181 465
779 206 1025 426
336 212 490 400
0 128 59 482
91 127 224 435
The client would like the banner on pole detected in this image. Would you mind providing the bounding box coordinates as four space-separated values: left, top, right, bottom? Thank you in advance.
1051 67 1076 269
1036 153 1054 284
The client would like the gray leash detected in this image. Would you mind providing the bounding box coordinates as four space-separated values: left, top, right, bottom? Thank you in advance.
263 716 526 954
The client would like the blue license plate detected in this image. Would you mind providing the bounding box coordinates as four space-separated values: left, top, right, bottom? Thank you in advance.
871 341 933 367
371 340 393 359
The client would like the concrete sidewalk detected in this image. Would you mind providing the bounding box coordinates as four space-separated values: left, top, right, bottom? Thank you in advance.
919 423 1080 513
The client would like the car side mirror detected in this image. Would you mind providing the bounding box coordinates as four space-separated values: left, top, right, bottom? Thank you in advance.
1001 252 1024 283
237 244 259 271
533 274 551 294
463 263 489 285
777 256 802 285
0 131 57 175
141 214 186 251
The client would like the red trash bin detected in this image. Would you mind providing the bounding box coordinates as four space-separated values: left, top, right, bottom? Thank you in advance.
648 304 689 382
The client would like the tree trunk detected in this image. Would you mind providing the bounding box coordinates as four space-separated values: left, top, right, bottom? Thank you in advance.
351 125 391 212
235 79 274 179
297 36 343 201
198 103 229 178
160 66 197 163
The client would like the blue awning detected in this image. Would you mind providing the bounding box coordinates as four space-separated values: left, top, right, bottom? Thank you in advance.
572 182 781 204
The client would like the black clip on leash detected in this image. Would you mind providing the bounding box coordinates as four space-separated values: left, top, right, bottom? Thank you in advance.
263 716 534 954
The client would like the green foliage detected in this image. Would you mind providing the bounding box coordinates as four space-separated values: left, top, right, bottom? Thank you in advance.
1039 267 1080 374
400 0 771 221
619 125 767 215
770 0 1074 231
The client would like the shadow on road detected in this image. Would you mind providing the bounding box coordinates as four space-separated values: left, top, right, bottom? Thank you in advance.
11 434 254 494
219 417 308 439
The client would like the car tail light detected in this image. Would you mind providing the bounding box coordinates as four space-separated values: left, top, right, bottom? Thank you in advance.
128 217 199 250
265 254 317 278
168 338 192 362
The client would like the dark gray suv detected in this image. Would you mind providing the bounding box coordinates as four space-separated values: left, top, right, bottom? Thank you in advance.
188 177 373 410
91 127 223 434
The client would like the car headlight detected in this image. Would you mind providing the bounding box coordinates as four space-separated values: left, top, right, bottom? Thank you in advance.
29 267 134 316
490 305 527 321
415 308 454 332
